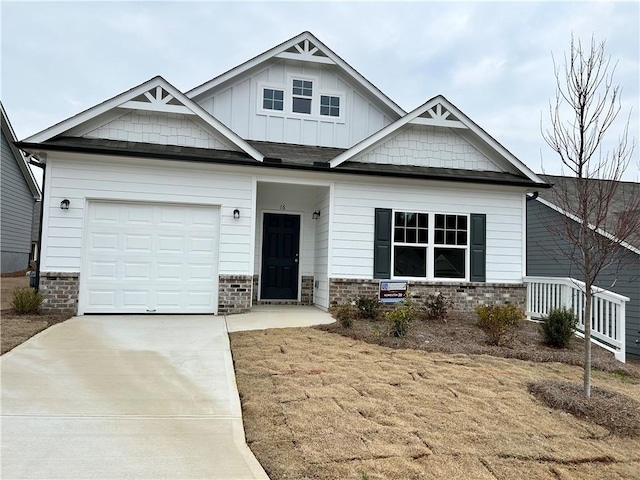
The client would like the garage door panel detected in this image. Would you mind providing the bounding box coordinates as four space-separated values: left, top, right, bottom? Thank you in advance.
82 202 219 314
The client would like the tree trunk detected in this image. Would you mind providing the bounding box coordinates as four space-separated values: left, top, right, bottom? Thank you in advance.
583 287 592 398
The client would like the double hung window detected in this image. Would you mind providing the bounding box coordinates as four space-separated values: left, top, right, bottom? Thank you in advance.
392 211 469 280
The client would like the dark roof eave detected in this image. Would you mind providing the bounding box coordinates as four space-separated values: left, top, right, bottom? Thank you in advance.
17 140 549 189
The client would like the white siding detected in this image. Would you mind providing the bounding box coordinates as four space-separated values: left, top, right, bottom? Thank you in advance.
354 124 501 171
41 154 254 275
83 110 234 150
313 188 331 309
331 180 525 283
196 59 394 149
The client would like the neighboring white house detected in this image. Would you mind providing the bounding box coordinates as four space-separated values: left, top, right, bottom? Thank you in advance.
1 102 41 273
18 31 548 315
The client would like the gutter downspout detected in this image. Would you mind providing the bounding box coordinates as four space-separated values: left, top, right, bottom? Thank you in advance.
29 158 45 292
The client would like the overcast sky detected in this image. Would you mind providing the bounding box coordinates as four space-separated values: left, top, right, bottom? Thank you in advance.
2 1 639 181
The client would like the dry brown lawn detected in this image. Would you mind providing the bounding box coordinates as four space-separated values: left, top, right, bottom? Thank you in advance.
1 275 71 354
230 327 640 480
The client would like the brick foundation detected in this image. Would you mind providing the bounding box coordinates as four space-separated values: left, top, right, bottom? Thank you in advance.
218 275 252 314
328 278 526 314
39 272 79 315
301 276 314 305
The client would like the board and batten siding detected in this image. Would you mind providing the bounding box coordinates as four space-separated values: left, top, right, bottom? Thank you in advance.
527 199 640 358
196 59 393 149
1 128 36 272
331 180 526 283
40 154 255 275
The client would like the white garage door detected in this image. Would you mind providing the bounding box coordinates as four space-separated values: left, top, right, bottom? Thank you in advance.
81 201 219 314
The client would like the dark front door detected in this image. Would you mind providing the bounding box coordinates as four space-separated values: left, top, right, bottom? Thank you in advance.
261 213 300 300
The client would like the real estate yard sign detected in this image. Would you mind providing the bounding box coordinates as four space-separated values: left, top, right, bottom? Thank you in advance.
379 280 407 302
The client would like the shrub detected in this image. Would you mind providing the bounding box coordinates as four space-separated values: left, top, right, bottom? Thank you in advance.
475 303 524 346
424 293 452 321
356 296 380 320
541 307 578 348
332 303 356 328
11 288 43 315
386 295 416 337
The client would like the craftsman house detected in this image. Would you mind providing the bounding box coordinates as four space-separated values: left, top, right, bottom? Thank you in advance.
18 31 548 316
1 103 41 273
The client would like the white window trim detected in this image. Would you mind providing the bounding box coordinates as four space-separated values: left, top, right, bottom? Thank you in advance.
390 211 470 282
257 82 286 116
318 90 345 122
256 76 346 124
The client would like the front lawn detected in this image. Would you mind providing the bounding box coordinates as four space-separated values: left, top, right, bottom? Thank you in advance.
230 327 640 480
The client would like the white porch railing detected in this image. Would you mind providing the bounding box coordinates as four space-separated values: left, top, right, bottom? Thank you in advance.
523 276 628 363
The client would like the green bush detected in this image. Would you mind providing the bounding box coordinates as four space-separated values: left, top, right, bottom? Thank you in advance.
475 303 524 346
541 307 578 348
11 288 43 315
333 303 356 328
386 295 416 337
424 293 452 321
356 296 380 320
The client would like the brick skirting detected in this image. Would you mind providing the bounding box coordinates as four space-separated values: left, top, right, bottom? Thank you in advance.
218 275 253 314
328 278 526 314
39 272 79 315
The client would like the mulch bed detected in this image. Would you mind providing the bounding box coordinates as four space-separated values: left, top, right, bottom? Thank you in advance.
0 309 71 355
318 313 640 379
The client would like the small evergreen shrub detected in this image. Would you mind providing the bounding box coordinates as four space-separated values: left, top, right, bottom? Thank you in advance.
386 295 416 337
356 296 380 320
11 288 43 315
475 303 524 346
333 303 356 328
424 293 452 321
541 307 578 348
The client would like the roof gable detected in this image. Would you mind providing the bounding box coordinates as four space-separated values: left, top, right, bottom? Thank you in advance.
1 102 40 199
186 31 405 119
330 95 547 184
24 77 264 162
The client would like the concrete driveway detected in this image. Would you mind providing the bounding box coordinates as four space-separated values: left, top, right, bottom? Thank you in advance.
1 315 270 479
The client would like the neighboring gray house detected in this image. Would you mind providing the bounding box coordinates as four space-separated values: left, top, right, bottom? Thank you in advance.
527 175 640 359
1 102 41 273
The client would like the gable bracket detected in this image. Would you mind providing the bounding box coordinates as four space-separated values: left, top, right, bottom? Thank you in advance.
409 117 467 129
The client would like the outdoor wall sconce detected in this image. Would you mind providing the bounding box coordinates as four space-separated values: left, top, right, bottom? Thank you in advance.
313 210 321 220
60 199 70 210
233 208 240 219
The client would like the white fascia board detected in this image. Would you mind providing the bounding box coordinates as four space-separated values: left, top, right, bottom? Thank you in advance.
533 195 640 255
23 76 264 162
1 103 41 199
186 31 405 118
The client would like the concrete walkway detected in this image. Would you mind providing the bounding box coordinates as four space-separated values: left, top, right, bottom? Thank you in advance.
1 307 335 479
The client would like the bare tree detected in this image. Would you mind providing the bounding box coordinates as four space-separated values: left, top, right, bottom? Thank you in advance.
542 34 640 398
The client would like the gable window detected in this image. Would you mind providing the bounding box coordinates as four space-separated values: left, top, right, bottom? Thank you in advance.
320 95 340 117
292 79 313 114
263 88 284 111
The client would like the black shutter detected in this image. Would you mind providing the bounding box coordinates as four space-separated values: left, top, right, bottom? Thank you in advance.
374 208 392 279
470 213 486 282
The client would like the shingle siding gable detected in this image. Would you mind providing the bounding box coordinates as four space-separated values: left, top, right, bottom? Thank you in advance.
352 124 502 172
83 110 234 150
